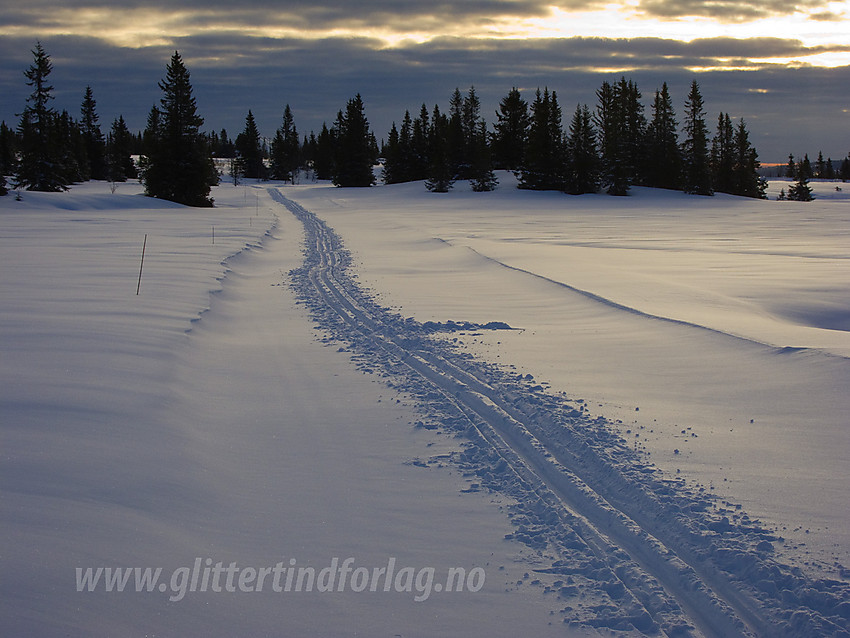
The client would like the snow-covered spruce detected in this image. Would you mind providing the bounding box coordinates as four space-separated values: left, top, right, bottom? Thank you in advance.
274 189 850 637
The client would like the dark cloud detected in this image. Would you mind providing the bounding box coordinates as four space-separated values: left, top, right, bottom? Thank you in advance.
0 1 561 35
1 32 847 162
635 0 834 21
2 0 838 36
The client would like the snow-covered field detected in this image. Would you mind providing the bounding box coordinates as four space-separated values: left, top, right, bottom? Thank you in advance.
1 176 848 636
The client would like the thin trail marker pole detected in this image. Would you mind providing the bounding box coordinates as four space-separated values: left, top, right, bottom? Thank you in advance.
136 234 147 295
212 225 215 245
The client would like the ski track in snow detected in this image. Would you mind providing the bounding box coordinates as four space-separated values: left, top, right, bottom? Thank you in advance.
270 188 850 638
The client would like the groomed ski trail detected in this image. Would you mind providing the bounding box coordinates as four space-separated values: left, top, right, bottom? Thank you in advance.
272 188 850 638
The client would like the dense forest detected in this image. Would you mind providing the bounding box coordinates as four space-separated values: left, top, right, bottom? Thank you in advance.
3 43 848 203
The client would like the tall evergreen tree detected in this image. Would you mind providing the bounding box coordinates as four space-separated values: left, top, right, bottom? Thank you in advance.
618 77 647 186
269 104 300 183
799 153 813 180
235 110 265 179
788 159 814 201
469 120 498 192
446 88 468 179
426 104 454 192
313 123 336 180
815 151 827 178
0 121 16 178
823 157 836 180
381 122 402 184
492 87 530 171
644 83 681 190
460 86 482 179
596 77 645 195
397 110 415 182
595 81 627 195
14 42 69 192
142 51 216 206
214 128 235 157
56 109 86 184
410 104 431 180
710 112 735 194
564 103 599 195
840 154 850 181
680 80 713 195
80 86 107 180
785 153 796 178
731 119 767 198
333 94 375 187
519 88 563 190
0 122 11 194
106 115 136 182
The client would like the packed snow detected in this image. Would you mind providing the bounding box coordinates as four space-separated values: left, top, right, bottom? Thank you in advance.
1 175 848 636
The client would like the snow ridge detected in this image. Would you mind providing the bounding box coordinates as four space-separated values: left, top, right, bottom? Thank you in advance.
462 244 847 360
272 188 850 637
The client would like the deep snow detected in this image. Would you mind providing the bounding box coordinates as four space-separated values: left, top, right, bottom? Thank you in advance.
284 175 850 577
1 176 848 636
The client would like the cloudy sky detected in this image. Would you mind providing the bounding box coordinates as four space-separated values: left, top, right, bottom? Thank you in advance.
1 0 848 161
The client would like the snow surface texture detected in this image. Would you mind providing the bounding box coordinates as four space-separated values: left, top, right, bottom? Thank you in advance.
2 177 848 636
0 183 575 637
277 180 850 636
286 175 850 576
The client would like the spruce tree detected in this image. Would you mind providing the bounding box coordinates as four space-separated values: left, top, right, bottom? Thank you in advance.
519 88 563 190
710 113 735 194
595 78 646 195
492 87 530 171
788 160 814 201
731 119 767 198
824 157 836 180
14 42 69 192
0 122 10 193
644 83 681 190
564 103 599 195
815 151 826 179
397 110 415 182
142 52 216 206
80 86 107 180
55 110 86 185
333 94 375 187
840 154 850 182
381 122 401 184
313 123 336 180
0 121 16 179
460 86 482 179
425 105 454 192
680 80 713 195
447 88 466 179
469 121 498 192
0 122 9 194
799 153 813 180
235 110 264 179
618 77 647 186
106 115 136 182
411 104 431 180
596 81 628 195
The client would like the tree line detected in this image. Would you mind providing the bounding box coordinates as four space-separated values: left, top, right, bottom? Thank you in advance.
4 43 849 205
1 43 137 197
382 81 770 198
